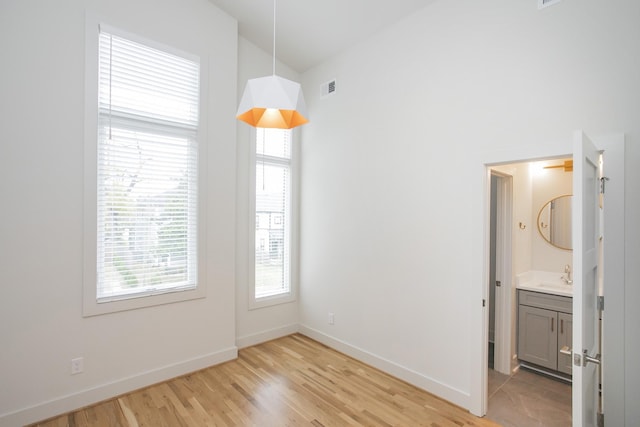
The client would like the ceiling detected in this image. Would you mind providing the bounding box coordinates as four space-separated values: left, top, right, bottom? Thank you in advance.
208 0 435 72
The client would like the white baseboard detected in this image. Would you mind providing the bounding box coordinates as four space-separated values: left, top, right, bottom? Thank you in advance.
0 347 238 427
4 327 473 425
298 325 470 410
236 323 299 349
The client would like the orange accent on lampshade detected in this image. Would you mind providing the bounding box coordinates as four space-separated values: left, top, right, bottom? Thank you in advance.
237 108 308 129
236 75 308 129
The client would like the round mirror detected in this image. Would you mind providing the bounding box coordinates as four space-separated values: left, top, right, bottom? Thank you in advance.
537 195 572 250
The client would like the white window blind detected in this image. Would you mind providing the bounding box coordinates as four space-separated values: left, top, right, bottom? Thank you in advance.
255 128 292 299
96 27 199 302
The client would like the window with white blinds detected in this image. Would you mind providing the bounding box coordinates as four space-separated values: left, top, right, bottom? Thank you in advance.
255 128 292 300
96 27 200 303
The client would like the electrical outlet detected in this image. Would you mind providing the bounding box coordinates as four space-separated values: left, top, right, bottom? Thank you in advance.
328 312 335 325
71 357 84 375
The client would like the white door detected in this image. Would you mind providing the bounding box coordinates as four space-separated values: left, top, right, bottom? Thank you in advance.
572 130 602 427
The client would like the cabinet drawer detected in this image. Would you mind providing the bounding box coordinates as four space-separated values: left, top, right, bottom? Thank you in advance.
518 290 572 314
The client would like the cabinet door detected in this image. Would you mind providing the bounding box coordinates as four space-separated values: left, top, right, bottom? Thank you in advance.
557 312 573 375
518 305 557 370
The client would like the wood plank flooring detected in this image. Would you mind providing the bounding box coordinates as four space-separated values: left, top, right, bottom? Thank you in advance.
30 334 499 426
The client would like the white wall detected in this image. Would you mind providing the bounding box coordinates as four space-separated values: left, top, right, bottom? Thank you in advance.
495 160 572 275
235 37 300 348
299 0 640 420
0 1 238 425
2 0 639 424
492 162 533 278
531 161 573 271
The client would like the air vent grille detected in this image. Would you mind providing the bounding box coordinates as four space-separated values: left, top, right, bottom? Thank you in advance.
321 79 336 98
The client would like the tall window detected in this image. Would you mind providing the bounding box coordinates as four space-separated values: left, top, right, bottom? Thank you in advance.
255 128 292 300
95 27 200 303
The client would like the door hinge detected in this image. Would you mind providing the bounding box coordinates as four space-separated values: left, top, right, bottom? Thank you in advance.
600 176 610 194
496 280 501 287
598 296 605 311
598 412 604 427
483 299 486 307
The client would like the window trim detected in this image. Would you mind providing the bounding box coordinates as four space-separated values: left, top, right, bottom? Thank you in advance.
83 18 207 317
248 127 298 310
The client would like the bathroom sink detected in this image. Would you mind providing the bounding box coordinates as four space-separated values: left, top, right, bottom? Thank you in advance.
540 282 567 289
515 271 574 296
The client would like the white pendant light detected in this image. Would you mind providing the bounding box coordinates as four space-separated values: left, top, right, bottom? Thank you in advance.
236 0 308 129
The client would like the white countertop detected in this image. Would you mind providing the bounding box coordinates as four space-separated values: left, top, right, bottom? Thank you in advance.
515 270 573 297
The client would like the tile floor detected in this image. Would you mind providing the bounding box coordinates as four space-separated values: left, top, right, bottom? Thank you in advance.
486 367 572 426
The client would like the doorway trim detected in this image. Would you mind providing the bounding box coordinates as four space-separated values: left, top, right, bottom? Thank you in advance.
469 133 625 419
594 134 626 426
490 170 513 375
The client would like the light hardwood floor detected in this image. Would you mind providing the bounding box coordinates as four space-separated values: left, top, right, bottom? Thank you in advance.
31 334 499 426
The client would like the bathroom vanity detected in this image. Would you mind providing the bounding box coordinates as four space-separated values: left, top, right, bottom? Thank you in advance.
516 271 573 378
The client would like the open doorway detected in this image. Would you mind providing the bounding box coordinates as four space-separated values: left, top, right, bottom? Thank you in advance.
473 133 626 426
485 159 573 425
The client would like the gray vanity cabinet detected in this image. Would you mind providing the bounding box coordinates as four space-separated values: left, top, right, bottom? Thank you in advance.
517 290 573 375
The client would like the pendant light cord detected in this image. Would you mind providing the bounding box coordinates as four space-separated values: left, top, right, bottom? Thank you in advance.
272 0 276 76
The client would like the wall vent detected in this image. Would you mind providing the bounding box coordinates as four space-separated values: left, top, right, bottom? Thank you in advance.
321 79 337 98
538 0 562 9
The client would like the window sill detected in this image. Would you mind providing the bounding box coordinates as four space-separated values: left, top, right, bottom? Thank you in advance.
249 291 296 310
83 285 206 317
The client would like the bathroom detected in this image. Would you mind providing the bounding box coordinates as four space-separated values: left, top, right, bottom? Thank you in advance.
486 158 574 425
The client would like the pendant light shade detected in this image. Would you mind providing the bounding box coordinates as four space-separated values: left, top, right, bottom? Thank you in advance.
236 75 308 129
236 0 309 130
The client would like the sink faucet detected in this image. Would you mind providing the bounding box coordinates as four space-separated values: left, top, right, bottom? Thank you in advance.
562 264 573 285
